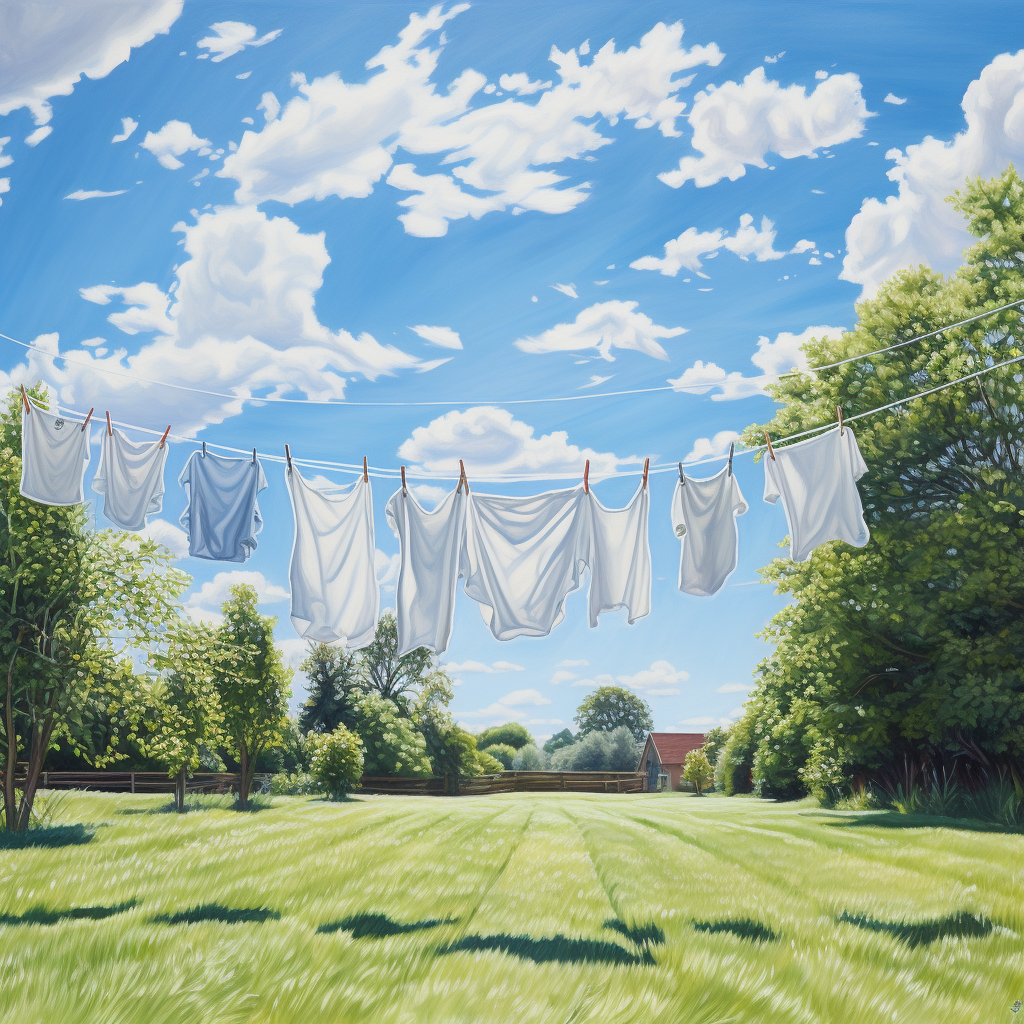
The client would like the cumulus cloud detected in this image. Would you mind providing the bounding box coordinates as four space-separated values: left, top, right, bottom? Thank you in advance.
516 300 686 361
442 660 525 674
375 549 400 591
64 189 128 200
398 405 637 480
112 117 138 143
141 120 211 169
80 282 174 335
0 178 10 204
0 137 11 169
883 92 907 105
409 324 462 349
184 570 288 624
551 283 578 298
0 0 182 126
460 688 552 719
842 51 1024 297
682 429 740 464
138 518 190 557
218 8 723 235
570 673 614 688
24 126 52 146
196 21 282 62
659 67 871 188
498 73 552 95
550 670 578 684
616 659 688 696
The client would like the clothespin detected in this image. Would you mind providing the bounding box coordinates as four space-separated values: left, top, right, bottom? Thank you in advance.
284 444 292 471
836 404 845 436
764 431 776 461
20 385 30 414
457 459 469 494
583 459 590 494
81 408 94 432
363 456 368 483
678 461 685 485
400 465 407 496
252 448 257 464
105 411 112 437
728 442 735 477
642 457 649 490
201 441 206 457
159 425 171 448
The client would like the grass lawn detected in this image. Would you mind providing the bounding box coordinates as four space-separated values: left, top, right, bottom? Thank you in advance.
0 791 1021 1024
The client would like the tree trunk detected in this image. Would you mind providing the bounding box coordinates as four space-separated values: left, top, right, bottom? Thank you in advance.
3 642 21 832
238 744 250 808
175 766 187 813
16 715 55 833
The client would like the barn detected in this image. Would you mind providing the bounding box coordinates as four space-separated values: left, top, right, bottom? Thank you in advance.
637 732 706 791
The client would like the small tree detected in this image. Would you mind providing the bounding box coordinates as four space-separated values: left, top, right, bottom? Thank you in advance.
701 725 729 769
298 643 362 734
308 726 364 800
683 749 714 796
574 686 653 742
352 691 431 777
215 585 291 807
356 612 432 710
476 722 533 750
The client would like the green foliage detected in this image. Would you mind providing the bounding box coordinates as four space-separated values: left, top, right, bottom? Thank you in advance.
511 744 547 770
481 743 516 769
298 644 362 734
737 167 1024 799
683 749 714 796
574 686 653 742
543 728 576 754
701 726 729 769
352 691 432 778
549 726 640 772
308 726 365 799
474 749 504 774
476 722 533 750
411 672 488 787
269 771 322 796
214 585 292 806
715 713 756 796
356 612 433 710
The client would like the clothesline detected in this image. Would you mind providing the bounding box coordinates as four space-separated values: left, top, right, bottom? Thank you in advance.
25 349 1024 483
1 297 1020 411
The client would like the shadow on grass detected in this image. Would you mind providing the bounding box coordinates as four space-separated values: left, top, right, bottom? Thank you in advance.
317 912 456 937
116 795 278 816
816 810 1024 836
441 933 656 966
152 904 281 925
0 824 95 849
837 911 992 947
604 919 665 947
693 919 779 943
0 900 137 926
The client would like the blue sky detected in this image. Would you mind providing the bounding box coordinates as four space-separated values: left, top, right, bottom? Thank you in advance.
2 1 1022 739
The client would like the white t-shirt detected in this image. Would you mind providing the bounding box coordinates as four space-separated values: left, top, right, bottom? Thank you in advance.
586 484 651 626
92 428 168 531
385 487 467 657
671 467 748 596
286 470 378 647
763 426 870 562
462 487 589 641
20 405 91 506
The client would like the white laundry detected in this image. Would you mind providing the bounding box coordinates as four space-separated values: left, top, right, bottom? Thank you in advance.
385 487 467 657
462 487 589 641
586 484 651 625
92 428 168 531
763 426 870 562
672 467 748 596
287 470 378 647
178 450 267 562
20 405 91 506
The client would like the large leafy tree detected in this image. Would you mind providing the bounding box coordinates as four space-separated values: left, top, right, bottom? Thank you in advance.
739 167 1024 798
574 686 653 742
0 386 189 831
215 584 291 807
298 643 362 734
356 612 433 709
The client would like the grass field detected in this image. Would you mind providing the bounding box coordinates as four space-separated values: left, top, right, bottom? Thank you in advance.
0 791 1022 1024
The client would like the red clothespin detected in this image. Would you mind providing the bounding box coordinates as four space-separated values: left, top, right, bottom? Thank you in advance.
105 411 112 437
284 444 292 471
363 456 368 483
81 408 94 432
642 457 650 490
401 465 407 495
764 432 776 461
583 459 590 494
159 425 171 448
20 385 30 414
837 405 845 435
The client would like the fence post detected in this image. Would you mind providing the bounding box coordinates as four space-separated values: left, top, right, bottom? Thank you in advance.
131 772 135 795
560 773 565 792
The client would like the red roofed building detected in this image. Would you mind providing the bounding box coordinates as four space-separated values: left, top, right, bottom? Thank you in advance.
637 732 706 791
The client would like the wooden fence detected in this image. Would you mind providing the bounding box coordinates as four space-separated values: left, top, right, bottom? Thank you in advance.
2 769 267 795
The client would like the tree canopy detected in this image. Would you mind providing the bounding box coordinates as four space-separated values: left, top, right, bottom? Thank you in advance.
574 686 653 742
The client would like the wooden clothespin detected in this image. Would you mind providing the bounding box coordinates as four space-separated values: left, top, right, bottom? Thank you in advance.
159 425 171 448
20 385 30 414
678 461 685 485
81 408 94 432
201 441 206 457
642 457 650 490
764 431 776 461
105 411 112 437
836 404 845 436
728 441 735 476
457 459 469 494
363 456 368 483
400 465 407 495
583 459 590 494
284 444 292 470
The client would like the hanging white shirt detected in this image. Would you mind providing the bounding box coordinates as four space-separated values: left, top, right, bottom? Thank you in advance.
462 487 589 641
178 450 267 562
286 470 378 648
20 405 91 506
672 467 748 596
586 484 651 626
763 426 870 562
92 428 168 531
385 487 467 657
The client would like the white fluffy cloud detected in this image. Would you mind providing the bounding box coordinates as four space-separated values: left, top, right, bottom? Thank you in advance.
218 8 723 235
0 0 182 126
570 673 614 688
409 324 462 349
460 688 552 719
682 430 740 464
196 21 282 62
659 67 871 188
498 73 552 95
0 137 11 169
375 549 400 591
550 670 578 685
515 300 686 361
631 213 813 276
883 93 907 105
0 178 10 204
25 126 52 147
442 660 525 673
842 51 1024 297
184 570 288 624
141 120 211 169
138 517 189 557
64 189 127 200
616 659 688 696
112 117 138 143
398 405 636 480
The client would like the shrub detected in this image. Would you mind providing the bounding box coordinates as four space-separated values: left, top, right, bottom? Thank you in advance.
716 712 757 795
269 771 323 796
308 726 365 799
511 744 547 770
476 723 533 750
549 726 639 772
682 749 714 796
481 743 517 769
352 692 432 777
475 749 504 774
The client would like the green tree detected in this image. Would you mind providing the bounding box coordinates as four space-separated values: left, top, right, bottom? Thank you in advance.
683 749 714 796
1 387 189 832
308 725 364 799
476 722 533 750
543 728 576 754
481 743 516 769
549 725 639 771
298 643 362 734
356 612 433 710
701 725 729 770
715 712 756 796
412 671 491 791
215 584 291 807
574 686 653 742
511 745 546 770
352 691 431 777
739 167 1024 798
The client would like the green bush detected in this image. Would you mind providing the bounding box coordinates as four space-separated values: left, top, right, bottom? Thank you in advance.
481 743 517 769
269 771 323 796
475 750 504 774
549 726 639 772
511 745 547 770
682 749 714 796
716 711 757 795
476 723 533 750
543 728 575 754
352 692 432 777
308 726 365 799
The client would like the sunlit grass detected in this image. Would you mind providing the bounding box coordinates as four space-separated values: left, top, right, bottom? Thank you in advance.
0 792 1021 1023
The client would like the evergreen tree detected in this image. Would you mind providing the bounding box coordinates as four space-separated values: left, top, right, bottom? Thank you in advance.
298 643 362 734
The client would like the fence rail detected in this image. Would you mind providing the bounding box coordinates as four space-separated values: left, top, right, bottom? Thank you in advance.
1 770 267 795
